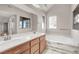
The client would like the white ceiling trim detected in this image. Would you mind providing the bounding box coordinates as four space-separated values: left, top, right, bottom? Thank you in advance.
12 4 45 16
31 4 54 12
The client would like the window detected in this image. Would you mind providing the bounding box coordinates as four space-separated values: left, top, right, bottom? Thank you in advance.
23 20 29 28
48 16 57 29
74 14 79 24
42 16 45 29
20 21 23 28
20 17 30 29
42 20 44 29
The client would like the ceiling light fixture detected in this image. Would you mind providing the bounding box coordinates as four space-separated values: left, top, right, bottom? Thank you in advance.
32 4 40 8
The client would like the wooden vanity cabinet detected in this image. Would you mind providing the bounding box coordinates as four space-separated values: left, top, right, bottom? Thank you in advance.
1 35 46 54
30 38 39 54
39 35 46 53
22 49 30 54
19 41 30 54
33 49 39 54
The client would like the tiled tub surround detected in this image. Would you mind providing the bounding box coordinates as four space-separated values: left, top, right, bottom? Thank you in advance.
0 32 46 54
44 34 79 54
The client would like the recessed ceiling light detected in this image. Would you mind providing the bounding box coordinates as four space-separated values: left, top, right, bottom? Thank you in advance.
32 4 40 8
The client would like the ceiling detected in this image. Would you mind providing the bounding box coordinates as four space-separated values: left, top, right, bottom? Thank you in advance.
26 4 54 12
0 11 14 17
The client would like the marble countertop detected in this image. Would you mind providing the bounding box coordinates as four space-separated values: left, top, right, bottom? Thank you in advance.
0 32 45 53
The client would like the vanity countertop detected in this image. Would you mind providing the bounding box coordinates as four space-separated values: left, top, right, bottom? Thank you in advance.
0 32 45 53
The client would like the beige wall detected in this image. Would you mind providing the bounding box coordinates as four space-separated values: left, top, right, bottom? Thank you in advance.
71 4 78 12
31 14 38 32
46 4 72 35
37 15 44 32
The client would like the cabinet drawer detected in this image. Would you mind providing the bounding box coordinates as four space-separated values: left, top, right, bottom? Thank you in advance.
33 50 39 54
31 38 39 46
31 43 39 54
40 35 45 41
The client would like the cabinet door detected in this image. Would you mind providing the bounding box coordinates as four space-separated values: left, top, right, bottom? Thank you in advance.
33 50 39 54
20 42 30 52
31 43 39 54
31 38 39 46
40 35 46 53
30 38 39 54
22 49 30 54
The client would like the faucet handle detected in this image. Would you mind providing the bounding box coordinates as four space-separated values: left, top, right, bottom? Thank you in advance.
8 35 11 40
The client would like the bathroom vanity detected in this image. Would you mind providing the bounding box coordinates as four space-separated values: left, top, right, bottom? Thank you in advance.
0 32 46 54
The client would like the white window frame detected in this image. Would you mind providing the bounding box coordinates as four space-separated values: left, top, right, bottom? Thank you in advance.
48 16 57 29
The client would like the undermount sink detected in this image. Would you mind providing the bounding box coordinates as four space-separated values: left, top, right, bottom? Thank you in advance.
0 41 5 45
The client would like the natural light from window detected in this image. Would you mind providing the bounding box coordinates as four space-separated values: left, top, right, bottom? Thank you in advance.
42 16 45 29
32 4 40 8
48 16 57 29
42 21 44 29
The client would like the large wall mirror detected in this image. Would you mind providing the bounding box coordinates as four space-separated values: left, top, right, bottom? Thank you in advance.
73 4 79 30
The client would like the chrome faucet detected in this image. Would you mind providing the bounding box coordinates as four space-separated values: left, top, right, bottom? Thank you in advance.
4 35 11 41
